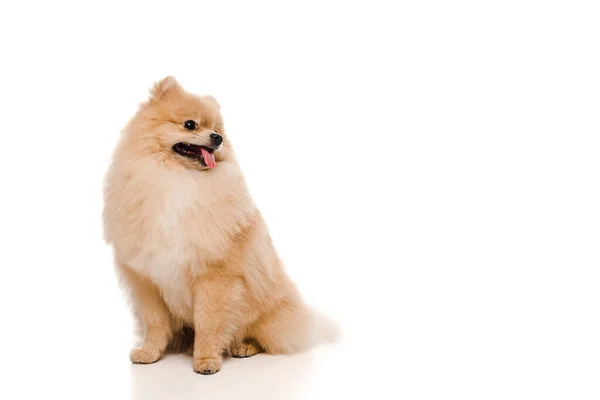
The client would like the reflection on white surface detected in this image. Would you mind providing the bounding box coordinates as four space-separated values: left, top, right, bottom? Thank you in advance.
131 351 316 400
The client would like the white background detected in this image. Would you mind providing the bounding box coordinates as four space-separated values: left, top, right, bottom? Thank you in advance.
1 1 599 399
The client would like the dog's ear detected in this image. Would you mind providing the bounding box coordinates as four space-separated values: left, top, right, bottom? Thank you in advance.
149 76 180 100
204 95 220 110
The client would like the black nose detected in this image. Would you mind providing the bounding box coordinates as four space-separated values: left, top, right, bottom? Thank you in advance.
210 133 223 145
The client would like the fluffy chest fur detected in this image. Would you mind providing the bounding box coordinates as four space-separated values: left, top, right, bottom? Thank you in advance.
104 159 255 320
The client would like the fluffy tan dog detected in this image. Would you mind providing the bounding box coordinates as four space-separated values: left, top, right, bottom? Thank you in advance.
103 77 316 374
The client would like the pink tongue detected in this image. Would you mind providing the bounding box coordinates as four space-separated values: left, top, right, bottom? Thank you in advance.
200 148 216 168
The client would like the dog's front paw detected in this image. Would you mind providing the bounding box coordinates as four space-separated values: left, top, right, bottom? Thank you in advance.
130 348 161 364
193 357 222 375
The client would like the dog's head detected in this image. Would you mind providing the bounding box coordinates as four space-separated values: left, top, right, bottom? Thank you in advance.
126 77 230 171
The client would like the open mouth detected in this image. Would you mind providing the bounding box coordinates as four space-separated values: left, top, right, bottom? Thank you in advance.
172 143 217 168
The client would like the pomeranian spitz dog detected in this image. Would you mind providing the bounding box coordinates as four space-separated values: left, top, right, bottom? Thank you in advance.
103 77 328 375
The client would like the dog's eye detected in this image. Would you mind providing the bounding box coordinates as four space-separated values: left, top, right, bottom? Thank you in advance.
183 120 197 131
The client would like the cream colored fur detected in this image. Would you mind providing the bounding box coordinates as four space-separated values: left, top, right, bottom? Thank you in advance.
103 77 321 374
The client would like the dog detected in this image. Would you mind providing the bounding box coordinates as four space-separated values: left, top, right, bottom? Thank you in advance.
103 77 323 374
